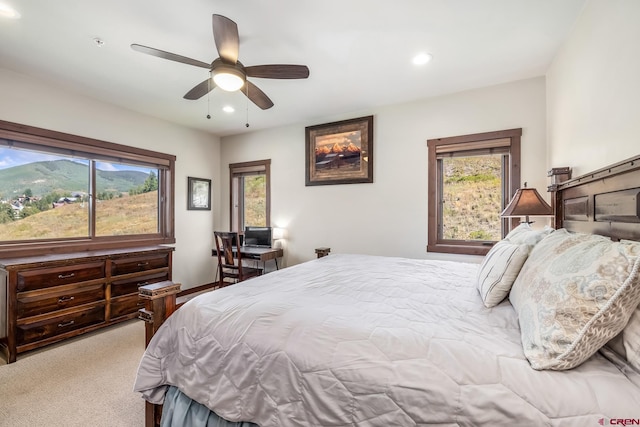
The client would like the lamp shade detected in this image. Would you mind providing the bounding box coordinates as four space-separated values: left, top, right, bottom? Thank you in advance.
501 184 552 223
272 227 285 240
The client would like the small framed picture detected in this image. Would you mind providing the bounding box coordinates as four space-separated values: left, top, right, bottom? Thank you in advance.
187 177 211 210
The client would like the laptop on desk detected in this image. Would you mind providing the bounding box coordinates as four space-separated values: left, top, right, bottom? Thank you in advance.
243 226 272 248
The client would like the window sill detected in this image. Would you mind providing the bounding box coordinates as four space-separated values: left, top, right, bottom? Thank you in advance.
427 243 492 256
0 236 176 259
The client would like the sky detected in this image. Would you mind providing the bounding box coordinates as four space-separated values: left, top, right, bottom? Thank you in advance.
315 131 361 149
0 146 153 173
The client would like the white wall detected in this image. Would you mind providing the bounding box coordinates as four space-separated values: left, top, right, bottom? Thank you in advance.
221 77 547 266
547 0 640 175
0 67 221 291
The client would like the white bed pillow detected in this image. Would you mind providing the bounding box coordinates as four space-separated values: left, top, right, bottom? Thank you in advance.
476 240 530 308
475 223 552 308
621 308 640 371
609 240 640 372
509 229 640 370
504 222 553 246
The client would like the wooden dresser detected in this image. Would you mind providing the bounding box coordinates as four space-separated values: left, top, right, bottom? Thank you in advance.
0 246 173 363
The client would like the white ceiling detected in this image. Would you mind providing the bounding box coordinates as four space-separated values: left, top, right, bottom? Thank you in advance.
0 0 586 137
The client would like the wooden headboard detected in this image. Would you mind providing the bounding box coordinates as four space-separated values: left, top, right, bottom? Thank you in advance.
552 154 640 241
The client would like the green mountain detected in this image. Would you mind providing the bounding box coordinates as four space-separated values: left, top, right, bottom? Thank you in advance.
0 159 149 199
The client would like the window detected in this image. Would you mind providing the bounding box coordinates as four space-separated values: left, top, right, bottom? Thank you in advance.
229 159 270 231
427 128 521 255
0 120 175 257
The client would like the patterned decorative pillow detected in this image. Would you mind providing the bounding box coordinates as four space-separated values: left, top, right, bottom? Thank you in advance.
509 229 640 370
476 240 531 308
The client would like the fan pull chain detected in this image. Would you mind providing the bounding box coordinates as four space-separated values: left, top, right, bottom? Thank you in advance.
245 84 250 128
206 74 212 119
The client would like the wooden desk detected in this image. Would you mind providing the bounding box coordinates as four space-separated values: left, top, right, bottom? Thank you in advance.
211 246 284 269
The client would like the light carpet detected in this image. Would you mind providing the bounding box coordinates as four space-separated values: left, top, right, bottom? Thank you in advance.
0 320 145 427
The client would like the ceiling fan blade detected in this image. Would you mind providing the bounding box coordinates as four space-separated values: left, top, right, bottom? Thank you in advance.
184 78 215 100
212 14 239 64
131 44 210 69
245 65 310 79
241 81 274 110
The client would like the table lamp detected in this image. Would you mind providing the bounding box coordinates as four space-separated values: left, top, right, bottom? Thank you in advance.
500 182 552 224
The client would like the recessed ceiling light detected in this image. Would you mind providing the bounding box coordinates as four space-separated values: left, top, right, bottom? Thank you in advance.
223 106 235 113
412 52 433 66
0 3 21 19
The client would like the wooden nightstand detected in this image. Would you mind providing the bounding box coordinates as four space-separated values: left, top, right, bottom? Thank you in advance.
315 247 331 258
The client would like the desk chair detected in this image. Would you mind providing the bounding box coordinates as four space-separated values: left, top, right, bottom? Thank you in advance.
214 231 262 288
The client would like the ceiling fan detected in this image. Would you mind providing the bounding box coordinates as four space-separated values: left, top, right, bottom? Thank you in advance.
131 14 309 110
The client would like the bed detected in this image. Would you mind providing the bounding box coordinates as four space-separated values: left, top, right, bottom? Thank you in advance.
134 156 640 426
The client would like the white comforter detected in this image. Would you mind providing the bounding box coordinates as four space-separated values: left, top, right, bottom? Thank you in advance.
134 254 640 426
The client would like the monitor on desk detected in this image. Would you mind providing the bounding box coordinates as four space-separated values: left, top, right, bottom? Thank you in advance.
244 226 272 248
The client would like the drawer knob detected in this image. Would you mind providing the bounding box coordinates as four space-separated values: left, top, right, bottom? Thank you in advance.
137 282 149 287
137 262 150 268
57 320 75 328
58 296 75 304
58 273 75 279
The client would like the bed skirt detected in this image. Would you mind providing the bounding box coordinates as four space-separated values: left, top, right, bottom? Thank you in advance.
161 386 258 427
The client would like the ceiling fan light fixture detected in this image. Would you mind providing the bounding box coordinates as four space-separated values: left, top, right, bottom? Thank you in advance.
0 2 21 19
213 66 245 92
132 14 307 109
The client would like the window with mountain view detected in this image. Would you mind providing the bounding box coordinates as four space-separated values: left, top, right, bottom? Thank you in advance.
0 120 175 257
94 160 159 236
427 129 521 256
0 148 91 239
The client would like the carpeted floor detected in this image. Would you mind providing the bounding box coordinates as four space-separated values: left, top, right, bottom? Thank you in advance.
0 320 146 426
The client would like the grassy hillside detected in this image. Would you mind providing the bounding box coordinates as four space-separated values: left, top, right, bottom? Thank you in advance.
244 175 267 226
0 191 158 240
441 155 502 241
0 159 148 198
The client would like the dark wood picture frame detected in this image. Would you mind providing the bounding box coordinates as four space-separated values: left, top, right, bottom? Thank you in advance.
305 115 374 186
187 177 211 211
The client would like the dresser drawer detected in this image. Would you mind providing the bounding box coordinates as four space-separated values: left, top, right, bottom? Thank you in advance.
1 246 172 363
110 294 144 320
111 271 169 297
16 262 105 292
17 283 105 318
110 253 170 276
16 304 105 345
